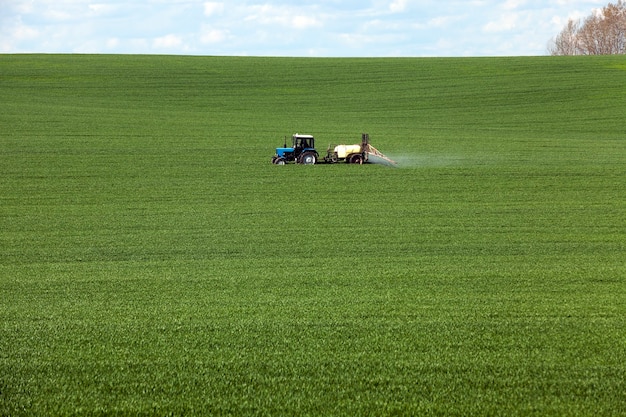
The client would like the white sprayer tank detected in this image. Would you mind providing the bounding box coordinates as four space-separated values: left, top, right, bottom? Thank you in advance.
334 144 362 159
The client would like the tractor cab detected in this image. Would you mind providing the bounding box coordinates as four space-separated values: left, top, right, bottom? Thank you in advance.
293 134 314 151
272 134 319 165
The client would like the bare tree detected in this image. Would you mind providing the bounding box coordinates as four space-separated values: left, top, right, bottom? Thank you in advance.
548 19 580 55
549 0 626 55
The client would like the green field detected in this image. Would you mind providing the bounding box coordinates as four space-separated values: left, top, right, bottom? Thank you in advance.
1 54 625 416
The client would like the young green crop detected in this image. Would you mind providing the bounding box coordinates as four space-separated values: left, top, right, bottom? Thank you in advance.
1 55 625 416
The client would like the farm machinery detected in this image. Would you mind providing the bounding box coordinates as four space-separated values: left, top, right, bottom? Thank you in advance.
271 133 396 166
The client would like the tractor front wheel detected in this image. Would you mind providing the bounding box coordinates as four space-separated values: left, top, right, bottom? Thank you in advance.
274 157 286 165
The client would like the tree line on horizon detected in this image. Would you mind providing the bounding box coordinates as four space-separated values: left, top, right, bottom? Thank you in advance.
549 0 626 55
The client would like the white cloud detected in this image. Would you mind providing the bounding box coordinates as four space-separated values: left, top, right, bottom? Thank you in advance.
43 9 73 21
153 34 184 49
14 0 35 14
414 15 464 30
389 0 408 13
14 23 39 40
483 13 519 32
292 15 321 29
200 26 228 44
204 2 224 17
106 37 120 49
244 4 322 29
88 4 118 16
503 0 527 10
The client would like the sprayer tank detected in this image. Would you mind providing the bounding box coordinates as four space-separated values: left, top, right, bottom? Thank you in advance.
334 144 362 158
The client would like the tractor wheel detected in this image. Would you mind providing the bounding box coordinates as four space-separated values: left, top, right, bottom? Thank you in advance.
274 157 286 165
349 154 364 165
299 152 317 165
271 156 277 164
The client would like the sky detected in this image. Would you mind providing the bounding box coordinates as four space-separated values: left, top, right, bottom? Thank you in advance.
1 0 609 57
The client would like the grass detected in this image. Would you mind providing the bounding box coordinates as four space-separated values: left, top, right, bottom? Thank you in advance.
1 54 625 416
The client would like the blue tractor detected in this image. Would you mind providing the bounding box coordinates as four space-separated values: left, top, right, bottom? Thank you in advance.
271 134 319 165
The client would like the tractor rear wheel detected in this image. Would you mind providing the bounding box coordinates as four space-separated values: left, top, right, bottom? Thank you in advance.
299 152 316 165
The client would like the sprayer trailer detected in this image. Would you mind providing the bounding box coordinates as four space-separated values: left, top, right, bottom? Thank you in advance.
272 133 396 166
325 133 396 165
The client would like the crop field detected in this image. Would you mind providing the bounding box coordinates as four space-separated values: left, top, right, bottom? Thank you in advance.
1 54 625 415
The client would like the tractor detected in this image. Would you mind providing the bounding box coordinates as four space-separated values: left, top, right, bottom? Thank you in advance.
271 134 319 165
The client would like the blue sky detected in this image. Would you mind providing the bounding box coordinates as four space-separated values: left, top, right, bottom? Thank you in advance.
1 0 607 56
